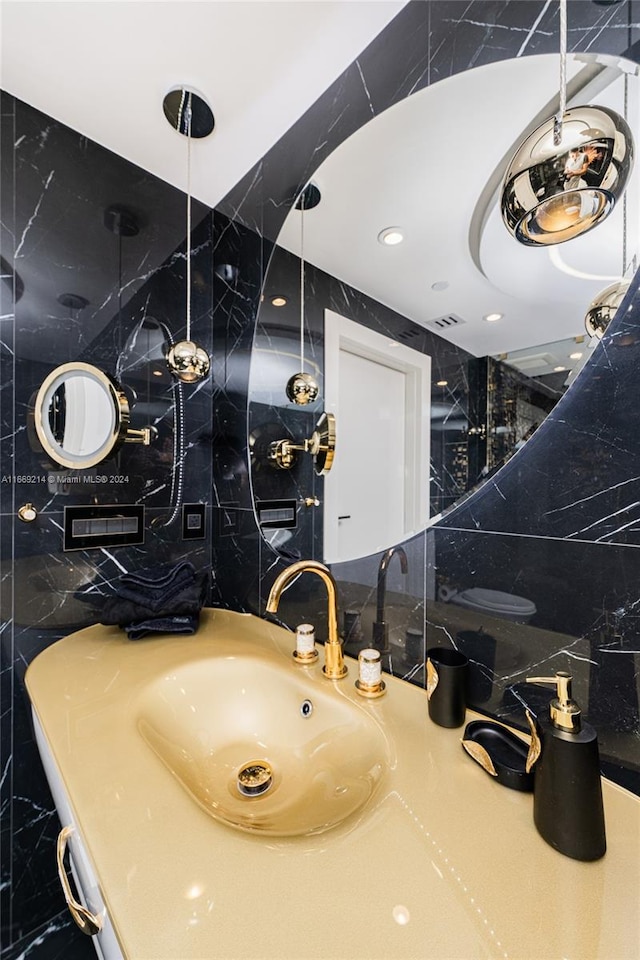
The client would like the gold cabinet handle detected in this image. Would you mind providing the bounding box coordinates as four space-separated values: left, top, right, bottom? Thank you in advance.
56 825 103 936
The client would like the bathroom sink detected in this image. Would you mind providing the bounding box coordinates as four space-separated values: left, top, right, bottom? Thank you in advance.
137 654 389 836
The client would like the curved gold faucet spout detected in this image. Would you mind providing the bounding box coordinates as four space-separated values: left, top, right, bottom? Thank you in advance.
266 560 347 679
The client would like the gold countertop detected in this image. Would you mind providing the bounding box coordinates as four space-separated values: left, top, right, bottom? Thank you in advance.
26 608 640 960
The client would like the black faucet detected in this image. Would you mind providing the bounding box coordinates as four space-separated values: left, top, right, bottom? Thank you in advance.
372 546 408 652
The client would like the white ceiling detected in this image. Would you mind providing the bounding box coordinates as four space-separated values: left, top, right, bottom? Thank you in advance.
1 2 638 368
0 0 406 208
278 51 640 360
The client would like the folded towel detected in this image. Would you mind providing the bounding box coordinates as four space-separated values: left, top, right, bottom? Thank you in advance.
74 564 209 631
98 570 208 626
125 613 200 641
115 561 197 612
119 561 194 590
99 593 203 626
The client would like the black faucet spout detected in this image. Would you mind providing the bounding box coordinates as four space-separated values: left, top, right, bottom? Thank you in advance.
372 546 408 652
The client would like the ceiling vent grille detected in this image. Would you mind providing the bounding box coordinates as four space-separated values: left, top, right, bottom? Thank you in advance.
396 327 422 343
425 313 466 332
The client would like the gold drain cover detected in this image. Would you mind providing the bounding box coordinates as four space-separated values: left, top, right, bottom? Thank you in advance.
237 761 273 797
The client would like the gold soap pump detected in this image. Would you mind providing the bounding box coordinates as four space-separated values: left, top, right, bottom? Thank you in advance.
527 671 581 732
525 671 606 861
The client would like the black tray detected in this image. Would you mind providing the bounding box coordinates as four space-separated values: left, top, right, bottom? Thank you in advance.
461 720 534 792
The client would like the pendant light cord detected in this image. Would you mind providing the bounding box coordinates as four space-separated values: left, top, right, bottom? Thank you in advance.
626 3 637 277
299 191 305 372
185 93 193 343
622 71 629 277
554 0 567 146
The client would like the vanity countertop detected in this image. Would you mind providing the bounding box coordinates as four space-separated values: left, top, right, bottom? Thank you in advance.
26 608 640 960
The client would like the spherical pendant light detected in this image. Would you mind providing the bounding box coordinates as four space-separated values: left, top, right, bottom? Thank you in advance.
501 104 634 246
285 371 319 405
584 278 631 339
166 339 211 382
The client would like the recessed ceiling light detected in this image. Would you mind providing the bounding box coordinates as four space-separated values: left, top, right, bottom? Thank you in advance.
483 312 503 323
271 295 287 307
378 227 404 246
436 380 448 387
569 351 583 360
554 365 566 372
431 281 449 292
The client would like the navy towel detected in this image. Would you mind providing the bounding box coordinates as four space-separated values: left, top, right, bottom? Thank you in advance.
98 570 208 626
116 561 197 612
125 613 200 641
74 563 209 633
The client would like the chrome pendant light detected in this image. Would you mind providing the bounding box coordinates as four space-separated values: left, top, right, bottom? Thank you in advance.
585 67 635 340
285 183 320 405
501 0 634 246
163 88 213 383
584 279 631 339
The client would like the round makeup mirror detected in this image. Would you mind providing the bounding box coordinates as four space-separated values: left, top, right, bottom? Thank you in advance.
34 361 154 469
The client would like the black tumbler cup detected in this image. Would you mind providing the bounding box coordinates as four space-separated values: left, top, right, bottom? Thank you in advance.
426 647 468 728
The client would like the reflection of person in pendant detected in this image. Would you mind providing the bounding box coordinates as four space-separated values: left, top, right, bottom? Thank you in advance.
563 145 602 190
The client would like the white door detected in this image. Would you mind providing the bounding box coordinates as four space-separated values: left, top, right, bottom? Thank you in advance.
324 310 430 562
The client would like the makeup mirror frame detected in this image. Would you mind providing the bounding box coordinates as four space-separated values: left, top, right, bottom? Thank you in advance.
34 361 153 470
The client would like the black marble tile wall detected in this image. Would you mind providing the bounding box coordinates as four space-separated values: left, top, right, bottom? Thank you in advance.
209 211 267 612
439 273 640 546
0 912 95 960
0 92 215 952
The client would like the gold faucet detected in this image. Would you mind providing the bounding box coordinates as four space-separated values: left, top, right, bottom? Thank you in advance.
266 560 347 679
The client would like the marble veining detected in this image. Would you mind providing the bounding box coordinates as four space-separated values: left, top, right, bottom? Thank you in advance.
0 911 94 960
3 0 640 954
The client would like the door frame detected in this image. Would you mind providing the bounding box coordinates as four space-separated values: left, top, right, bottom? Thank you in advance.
324 309 431 562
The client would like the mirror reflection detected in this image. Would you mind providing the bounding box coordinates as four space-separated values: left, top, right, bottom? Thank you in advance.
34 361 154 470
46 374 115 456
249 51 639 564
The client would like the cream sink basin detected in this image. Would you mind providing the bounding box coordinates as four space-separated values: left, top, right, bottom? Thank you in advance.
25 610 640 960
137 653 390 836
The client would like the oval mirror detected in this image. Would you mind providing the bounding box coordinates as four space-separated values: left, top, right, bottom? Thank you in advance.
249 50 639 564
34 361 153 469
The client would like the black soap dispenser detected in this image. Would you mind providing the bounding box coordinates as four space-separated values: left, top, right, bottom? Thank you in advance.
525 671 606 862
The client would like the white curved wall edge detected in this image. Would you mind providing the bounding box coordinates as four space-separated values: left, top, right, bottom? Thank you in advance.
32 711 124 960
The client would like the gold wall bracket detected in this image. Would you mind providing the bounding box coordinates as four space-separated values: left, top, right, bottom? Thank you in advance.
267 412 336 476
124 426 156 445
